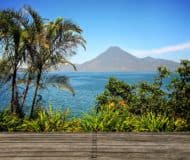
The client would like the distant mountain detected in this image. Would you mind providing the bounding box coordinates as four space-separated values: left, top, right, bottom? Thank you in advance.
60 46 179 72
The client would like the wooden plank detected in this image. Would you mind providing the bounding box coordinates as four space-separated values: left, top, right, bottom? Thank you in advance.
0 158 89 160
0 133 189 160
0 151 91 157
0 143 189 152
1 158 89 160
97 152 190 160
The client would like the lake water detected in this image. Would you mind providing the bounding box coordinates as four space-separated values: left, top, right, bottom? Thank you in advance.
0 72 157 115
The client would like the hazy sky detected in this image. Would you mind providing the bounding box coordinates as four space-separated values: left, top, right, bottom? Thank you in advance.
1 0 190 63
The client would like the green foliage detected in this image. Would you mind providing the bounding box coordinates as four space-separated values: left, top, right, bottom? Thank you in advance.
80 106 130 132
80 110 98 131
174 118 188 131
0 5 86 118
96 62 190 123
0 106 188 132
168 60 190 122
0 107 83 132
1 5 189 133
20 107 70 132
95 61 190 131
135 67 170 115
80 108 175 132
96 69 170 116
132 79 169 116
131 112 174 132
0 55 190 132
96 77 134 108
0 59 11 81
61 118 82 132
80 106 172 132
0 110 22 132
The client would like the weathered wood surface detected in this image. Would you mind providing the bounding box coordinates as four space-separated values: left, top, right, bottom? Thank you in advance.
0 133 190 160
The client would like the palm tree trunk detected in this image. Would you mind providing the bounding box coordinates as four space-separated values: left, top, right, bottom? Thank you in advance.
10 65 17 113
20 75 31 110
30 71 41 119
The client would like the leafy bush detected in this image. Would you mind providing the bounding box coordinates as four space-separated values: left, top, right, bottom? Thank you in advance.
0 110 22 132
0 60 190 132
96 60 190 127
174 118 188 131
80 106 130 132
80 109 175 132
168 60 190 122
0 107 187 132
131 112 174 132
96 77 134 107
62 118 82 132
20 107 71 132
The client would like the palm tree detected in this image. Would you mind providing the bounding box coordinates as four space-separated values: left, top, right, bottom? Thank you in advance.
0 9 28 116
0 6 86 118
22 6 86 118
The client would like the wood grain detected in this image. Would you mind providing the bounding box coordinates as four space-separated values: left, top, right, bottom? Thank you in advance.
0 133 190 160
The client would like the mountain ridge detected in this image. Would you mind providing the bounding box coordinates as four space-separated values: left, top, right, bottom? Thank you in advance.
59 46 179 72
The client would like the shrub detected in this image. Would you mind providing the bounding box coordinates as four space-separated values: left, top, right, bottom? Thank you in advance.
96 61 190 125
96 77 134 107
168 60 190 122
80 106 130 132
0 110 22 132
20 107 70 132
131 112 174 132
174 118 188 131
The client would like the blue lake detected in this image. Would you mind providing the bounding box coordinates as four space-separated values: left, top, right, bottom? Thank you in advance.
0 72 157 115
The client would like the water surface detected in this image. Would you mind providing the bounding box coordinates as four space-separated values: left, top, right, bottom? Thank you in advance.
0 72 156 115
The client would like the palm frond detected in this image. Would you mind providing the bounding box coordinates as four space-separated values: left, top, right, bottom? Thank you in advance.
23 5 44 33
60 58 77 71
62 20 83 33
0 58 12 84
47 75 75 96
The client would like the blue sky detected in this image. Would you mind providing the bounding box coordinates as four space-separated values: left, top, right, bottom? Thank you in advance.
1 0 190 63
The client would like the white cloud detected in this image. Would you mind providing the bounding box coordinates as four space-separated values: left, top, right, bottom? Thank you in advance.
132 41 190 57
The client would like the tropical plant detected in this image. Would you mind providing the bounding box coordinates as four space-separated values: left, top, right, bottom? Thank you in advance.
20 106 70 132
21 6 86 118
96 63 190 130
168 60 190 122
96 67 171 116
0 6 86 118
174 118 188 131
131 112 174 132
0 9 29 116
81 105 129 132
0 110 22 132
96 77 134 110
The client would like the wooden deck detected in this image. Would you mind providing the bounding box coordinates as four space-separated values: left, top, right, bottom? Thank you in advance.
0 133 190 160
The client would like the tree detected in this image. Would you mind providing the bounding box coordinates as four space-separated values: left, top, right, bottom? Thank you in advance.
21 6 86 118
0 6 86 118
168 60 190 122
0 9 28 116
